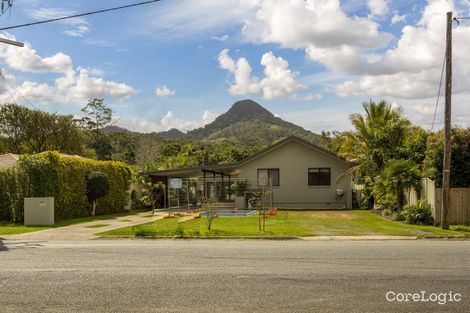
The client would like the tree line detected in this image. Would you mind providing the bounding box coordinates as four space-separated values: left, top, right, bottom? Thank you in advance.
320 100 470 219
0 99 267 170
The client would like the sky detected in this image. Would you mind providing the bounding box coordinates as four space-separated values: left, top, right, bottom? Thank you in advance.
0 0 470 134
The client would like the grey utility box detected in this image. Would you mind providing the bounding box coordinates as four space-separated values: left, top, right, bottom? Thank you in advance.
24 197 55 226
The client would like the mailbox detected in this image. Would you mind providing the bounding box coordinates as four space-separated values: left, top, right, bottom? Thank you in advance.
24 197 54 226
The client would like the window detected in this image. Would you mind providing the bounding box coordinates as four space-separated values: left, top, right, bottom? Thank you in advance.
308 168 331 186
257 168 280 187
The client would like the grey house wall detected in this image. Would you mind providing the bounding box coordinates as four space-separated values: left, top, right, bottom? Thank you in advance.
237 140 352 209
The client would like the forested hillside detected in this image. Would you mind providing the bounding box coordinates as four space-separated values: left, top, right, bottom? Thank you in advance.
0 99 321 170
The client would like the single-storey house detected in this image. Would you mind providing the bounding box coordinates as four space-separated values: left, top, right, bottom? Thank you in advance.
145 136 353 209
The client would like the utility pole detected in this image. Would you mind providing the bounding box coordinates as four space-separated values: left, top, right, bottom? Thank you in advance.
441 11 453 229
0 37 24 47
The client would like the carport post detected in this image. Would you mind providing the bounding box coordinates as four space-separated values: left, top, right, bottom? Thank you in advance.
186 179 190 210
168 177 171 210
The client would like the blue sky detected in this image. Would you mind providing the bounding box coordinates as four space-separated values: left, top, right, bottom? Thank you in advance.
0 0 470 133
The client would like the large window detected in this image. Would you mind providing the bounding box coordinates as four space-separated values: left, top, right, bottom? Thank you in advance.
257 168 280 187
308 168 331 186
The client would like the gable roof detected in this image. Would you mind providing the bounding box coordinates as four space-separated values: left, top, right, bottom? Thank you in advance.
145 136 349 176
0 153 19 170
237 135 350 167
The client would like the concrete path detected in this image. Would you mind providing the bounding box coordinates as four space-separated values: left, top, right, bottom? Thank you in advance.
1 211 164 241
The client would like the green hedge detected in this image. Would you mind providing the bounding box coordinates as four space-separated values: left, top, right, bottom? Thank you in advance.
0 167 24 222
0 151 132 222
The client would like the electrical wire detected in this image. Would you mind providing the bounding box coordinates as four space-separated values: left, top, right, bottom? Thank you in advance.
0 74 18 105
0 0 161 31
430 52 446 132
0 69 40 110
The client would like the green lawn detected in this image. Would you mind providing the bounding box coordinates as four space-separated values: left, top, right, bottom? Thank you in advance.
98 210 470 238
0 210 149 235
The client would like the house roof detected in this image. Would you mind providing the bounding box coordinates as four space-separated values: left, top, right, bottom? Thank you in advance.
0 153 19 170
144 136 350 177
237 135 350 167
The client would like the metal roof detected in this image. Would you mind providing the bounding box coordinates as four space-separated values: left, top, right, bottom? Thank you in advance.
0 153 19 170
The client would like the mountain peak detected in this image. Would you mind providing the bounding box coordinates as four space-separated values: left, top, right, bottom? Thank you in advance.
223 99 275 122
228 99 273 116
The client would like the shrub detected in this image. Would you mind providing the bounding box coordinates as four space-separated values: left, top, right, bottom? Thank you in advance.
86 171 110 216
130 189 146 211
0 151 132 223
0 167 24 222
402 200 434 225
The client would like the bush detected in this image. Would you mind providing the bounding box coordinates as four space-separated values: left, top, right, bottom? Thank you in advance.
402 200 434 225
0 151 132 223
86 171 110 216
0 167 24 222
130 189 146 211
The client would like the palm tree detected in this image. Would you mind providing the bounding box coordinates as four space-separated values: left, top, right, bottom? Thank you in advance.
338 100 408 178
374 159 421 211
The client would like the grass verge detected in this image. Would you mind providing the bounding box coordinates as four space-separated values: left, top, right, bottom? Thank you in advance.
0 209 149 235
98 210 470 238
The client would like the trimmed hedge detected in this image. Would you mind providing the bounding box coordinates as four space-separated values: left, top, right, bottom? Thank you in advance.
0 167 23 222
0 151 132 222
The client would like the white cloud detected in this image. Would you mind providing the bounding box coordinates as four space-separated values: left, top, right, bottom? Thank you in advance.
218 49 261 96
368 0 388 17
116 110 218 133
155 85 176 97
63 68 137 101
303 93 323 101
332 0 470 100
83 38 116 48
279 103 354 133
259 51 307 99
27 8 90 37
391 12 407 24
218 49 305 99
211 34 230 41
0 33 72 73
138 0 253 40
242 0 392 50
0 34 137 105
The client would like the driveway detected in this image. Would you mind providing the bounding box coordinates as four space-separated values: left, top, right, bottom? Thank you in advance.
0 239 469 313
1 211 164 240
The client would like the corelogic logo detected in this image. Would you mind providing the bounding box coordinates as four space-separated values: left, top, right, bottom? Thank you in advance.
386 291 462 305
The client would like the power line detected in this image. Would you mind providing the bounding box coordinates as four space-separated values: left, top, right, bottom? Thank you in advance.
0 74 18 105
430 52 446 132
0 69 40 110
0 0 161 31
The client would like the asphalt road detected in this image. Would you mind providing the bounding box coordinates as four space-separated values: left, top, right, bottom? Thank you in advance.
0 239 469 313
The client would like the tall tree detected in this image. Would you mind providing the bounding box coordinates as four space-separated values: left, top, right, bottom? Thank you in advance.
424 128 470 187
0 103 84 155
338 100 409 178
80 98 112 140
0 103 28 154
